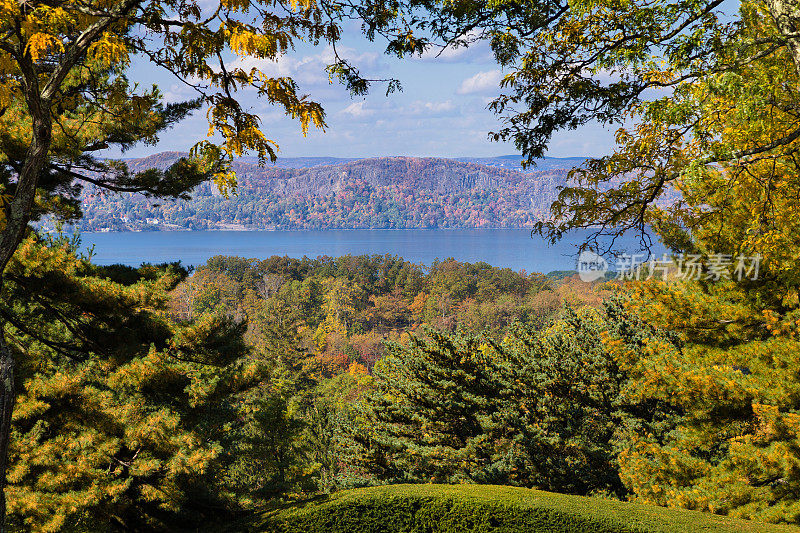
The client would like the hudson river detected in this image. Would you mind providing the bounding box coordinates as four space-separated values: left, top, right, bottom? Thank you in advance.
79 229 662 273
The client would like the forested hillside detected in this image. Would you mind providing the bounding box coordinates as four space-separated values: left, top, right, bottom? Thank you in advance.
68 154 575 231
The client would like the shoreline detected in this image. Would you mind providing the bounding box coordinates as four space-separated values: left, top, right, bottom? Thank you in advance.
65 226 543 234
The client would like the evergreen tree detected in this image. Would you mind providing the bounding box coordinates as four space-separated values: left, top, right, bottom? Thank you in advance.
503 306 631 496
345 329 520 485
343 301 678 495
612 280 800 523
1 237 267 531
223 292 323 504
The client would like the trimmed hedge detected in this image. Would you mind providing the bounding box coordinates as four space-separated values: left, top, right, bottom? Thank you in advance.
250 484 800 533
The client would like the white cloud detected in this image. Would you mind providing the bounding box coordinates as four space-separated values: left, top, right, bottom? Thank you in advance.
229 46 382 89
456 70 503 95
337 99 459 121
340 101 375 118
405 100 457 116
162 83 194 104
424 100 456 113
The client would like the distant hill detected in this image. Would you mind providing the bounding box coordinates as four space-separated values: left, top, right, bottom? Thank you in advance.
69 153 585 232
125 152 585 173
454 155 587 172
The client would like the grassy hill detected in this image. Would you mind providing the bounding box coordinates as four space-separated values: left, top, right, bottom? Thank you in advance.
247 484 800 533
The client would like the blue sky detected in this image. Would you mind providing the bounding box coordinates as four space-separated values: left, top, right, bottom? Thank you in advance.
120 23 617 160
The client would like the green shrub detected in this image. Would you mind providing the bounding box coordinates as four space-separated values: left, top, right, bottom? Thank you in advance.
253 484 800 533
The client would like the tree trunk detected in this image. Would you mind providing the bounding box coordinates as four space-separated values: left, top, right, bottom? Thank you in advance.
0 330 13 533
0 5 136 530
0 78 52 533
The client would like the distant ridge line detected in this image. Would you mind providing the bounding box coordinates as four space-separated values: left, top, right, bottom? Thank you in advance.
67 152 584 232
121 152 587 172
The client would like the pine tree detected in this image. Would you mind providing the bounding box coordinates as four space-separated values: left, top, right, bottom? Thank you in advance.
222 292 323 504
343 301 677 495
2 236 266 531
503 306 631 496
344 329 520 485
612 278 800 523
